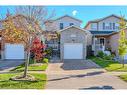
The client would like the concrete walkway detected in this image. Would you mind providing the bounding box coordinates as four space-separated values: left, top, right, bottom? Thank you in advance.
46 60 127 89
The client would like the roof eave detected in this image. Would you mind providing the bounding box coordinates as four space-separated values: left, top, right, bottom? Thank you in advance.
59 25 90 34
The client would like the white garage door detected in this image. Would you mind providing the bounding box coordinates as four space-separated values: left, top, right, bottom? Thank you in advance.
5 44 25 59
64 43 83 59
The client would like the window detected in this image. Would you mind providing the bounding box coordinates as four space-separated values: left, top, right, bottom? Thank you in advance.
70 23 74 26
60 23 64 29
110 23 112 29
103 23 105 30
105 23 110 29
91 23 97 30
113 23 115 29
115 23 119 29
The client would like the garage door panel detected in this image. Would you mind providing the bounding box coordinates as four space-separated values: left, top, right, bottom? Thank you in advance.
5 44 25 59
64 43 83 59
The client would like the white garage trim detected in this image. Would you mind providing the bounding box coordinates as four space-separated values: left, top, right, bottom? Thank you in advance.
5 43 25 59
64 43 83 59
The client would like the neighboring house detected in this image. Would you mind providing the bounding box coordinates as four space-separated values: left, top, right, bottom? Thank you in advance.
109 28 127 57
84 14 126 55
0 14 43 60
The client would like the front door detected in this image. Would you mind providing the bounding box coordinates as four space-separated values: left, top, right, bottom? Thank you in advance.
100 38 105 45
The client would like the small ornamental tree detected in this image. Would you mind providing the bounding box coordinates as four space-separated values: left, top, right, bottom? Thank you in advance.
118 16 127 67
1 6 55 79
31 37 46 62
15 6 55 78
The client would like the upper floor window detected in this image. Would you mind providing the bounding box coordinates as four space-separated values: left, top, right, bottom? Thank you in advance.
113 23 115 30
60 23 64 29
70 23 74 26
110 23 112 29
115 23 119 29
103 23 105 30
102 22 119 30
91 23 97 30
103 23 112 30
105 23 110 29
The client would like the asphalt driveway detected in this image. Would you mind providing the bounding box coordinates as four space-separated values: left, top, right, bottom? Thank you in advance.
61 59 101 70
46 60 127 89
0 60 24 73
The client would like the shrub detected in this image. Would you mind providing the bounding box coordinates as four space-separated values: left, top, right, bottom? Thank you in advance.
103 54 111 60
97 51 104 58
97 51 115 60
42 58 49 63
29 58 36 64
111 54 115 58
103 54 115 60
45 47 53 59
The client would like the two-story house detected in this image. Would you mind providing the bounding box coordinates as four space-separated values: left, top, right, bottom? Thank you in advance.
44 15 92 60
44 15 83 59
84 14 125 55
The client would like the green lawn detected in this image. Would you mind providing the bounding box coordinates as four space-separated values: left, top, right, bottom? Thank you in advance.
119 74 127 82
89 56 127 71
0 73 47 89
11 63 48 72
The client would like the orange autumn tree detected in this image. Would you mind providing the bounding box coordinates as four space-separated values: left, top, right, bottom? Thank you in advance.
1 6 55 79
2 15 32 79
14 6 55 78
2 16 29 45
2 14 39 79
2 15 43 79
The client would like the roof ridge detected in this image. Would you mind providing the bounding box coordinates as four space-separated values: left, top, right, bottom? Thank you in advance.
45 15 82 23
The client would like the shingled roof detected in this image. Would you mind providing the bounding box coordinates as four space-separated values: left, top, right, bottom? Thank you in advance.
45 15 82 23
90 31 117 35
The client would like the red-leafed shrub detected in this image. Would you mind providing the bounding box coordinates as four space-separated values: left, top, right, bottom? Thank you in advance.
31 37 46 62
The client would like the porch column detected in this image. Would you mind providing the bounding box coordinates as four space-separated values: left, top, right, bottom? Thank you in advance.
92 35 97 55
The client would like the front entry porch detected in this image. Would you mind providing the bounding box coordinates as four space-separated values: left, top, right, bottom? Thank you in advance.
92 36 111 55
95 37 106 51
